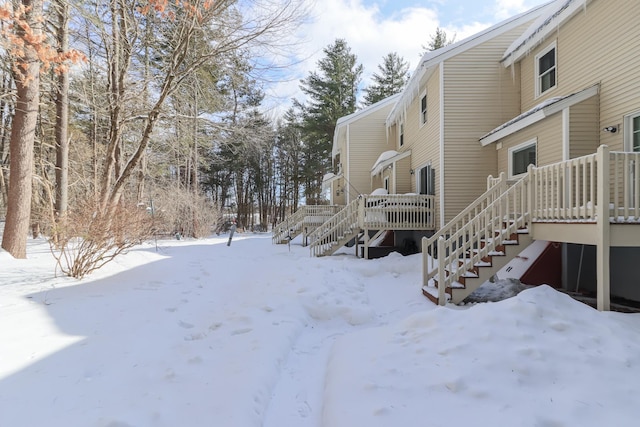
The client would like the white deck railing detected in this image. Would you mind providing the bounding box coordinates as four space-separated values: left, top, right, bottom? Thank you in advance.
422 173 507 277
272 205 341 244
309 198 360 257
309 194 437 257
422 145 640 304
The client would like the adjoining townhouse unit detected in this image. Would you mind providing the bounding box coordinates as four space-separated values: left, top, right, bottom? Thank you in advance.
422 0 640 311
324 94 401 206
308 94 438 258
286 3 550 258
273 94 411 248
382 3 548 230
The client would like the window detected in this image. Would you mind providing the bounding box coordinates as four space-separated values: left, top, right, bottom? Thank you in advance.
509 140 537 178
383 176 389 191
535 42 556 97
420 93 427 125
418 164 435 196
628 113 640 152
399 122 404 147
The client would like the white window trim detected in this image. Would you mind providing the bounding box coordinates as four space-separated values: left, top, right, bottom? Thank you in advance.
535 41 557 98
624 110 640 152
419 91 427 127
508 138 537 179
399 121 404 148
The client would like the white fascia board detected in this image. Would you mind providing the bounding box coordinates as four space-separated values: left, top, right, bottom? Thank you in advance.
481 111 546 146
503 0 591 67
332 94 400 158
480 84 599 146
386 3 549 129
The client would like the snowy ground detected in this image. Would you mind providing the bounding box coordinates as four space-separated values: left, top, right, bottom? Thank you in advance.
1 231 640 426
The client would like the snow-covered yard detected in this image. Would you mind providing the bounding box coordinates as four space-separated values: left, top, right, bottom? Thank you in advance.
1 232 639 426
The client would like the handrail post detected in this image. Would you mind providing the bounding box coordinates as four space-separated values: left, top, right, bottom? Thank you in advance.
527 164 534 223
358 195 365 229
596 144 610 311
422 237 428 286
437 237 446 306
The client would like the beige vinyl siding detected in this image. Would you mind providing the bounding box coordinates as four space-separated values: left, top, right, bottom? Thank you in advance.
404 69 442 225
442 24 528 222
570 96 599 159
395 156 412 194
346 103 396 200
497 113 563 173
519 0 640 152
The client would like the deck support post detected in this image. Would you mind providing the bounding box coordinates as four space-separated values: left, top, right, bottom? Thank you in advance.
596 145 610 311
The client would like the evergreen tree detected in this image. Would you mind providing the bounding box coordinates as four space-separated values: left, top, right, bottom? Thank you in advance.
420 27 456 56
363 52 410 106
296 39 363 203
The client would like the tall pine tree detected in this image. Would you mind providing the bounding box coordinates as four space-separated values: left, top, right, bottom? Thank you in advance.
296 39 363 203
420 27 456 56
363 52 410 106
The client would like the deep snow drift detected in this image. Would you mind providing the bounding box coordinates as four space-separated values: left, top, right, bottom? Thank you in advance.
1 232 639 426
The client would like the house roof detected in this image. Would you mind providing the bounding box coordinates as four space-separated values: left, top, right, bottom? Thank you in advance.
502 0 592 66
371 150 411 176
385 2 551 128
331 93 401 158
479 84 599 146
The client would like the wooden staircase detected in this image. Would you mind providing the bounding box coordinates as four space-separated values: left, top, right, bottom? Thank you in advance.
272 205 341 245
309 194 437 257
422 228 533 304
421 173 534 305
309 198 361 257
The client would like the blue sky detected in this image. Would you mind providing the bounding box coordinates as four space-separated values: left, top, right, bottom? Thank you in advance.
262 0 551 116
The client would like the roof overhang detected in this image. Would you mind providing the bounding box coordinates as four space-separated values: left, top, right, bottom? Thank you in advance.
480 84 599 146
386 2 550 128
322 173 342 191
371 150 411 177
502 0 591 67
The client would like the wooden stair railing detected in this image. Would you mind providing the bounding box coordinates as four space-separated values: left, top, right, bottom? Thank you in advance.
422 174 531 305
272 207 308 244
309 198 361 257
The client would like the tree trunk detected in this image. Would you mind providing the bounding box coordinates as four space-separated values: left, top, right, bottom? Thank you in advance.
55 0 70 218
1 0 43 258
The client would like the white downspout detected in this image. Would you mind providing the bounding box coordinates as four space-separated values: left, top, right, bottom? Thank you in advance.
439 61 445 228
346 124 350 202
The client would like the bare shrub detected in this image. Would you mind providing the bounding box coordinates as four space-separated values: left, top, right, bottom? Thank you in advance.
151 185 222 238
50 201 155 278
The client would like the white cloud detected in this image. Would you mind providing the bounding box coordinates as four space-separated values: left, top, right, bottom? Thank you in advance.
493 0 550 20
261 0 549 117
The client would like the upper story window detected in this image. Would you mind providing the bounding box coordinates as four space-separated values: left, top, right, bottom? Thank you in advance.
535 42 557 97
399 122 404 147
420 92 427 126
509 139 537 178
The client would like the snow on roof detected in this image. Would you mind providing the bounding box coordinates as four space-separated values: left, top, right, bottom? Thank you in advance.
503 0 590 66
386 3 550 129
480 84 599 145
371 150 399 176
322 172 335 182
370 188 388 196
481 96 565 138
370 150 412 176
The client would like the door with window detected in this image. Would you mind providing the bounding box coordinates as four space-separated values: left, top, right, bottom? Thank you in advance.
625 112 640 208
418 165 436 196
